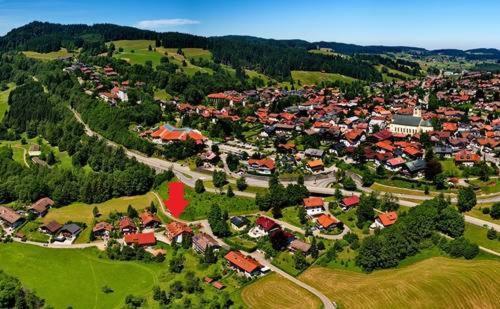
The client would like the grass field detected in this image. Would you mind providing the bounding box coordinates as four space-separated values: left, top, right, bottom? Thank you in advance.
440 158 462 177
18 221 50 243
22 48 73 61
463 222 500 253
156 181 258 221
0 83 15 121
42 193 157 243
291 70 356 86
0 243 245 308
112 40 212 76
301 257 500 309
0 243 161 308
241 273 322 309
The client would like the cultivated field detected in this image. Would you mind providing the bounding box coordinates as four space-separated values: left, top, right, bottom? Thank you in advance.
300 257 500 309
241 273 322 309
22 48 73 61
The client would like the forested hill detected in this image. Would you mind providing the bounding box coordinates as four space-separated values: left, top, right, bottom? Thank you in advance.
1 21 499 82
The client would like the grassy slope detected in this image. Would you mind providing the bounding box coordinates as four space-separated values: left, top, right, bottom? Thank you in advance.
0 83 15 121
42 193 156 243
300 257 500 309
291 70 356 86
241 273 322 309
112 40 212 76
22 48 73 61
0 243 245 308
0 243 161 308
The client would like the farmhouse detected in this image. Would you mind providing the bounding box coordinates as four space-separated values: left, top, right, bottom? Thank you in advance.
93 221 114 237
59 223 82 239
139 212 161 229
224 250 262 277
29 197 54 217
165 221 193 243
0 206 24 228
302 197 325 216
124 232 157 247
119 217 137 234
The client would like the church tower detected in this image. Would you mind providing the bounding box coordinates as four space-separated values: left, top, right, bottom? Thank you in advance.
413 106 422 118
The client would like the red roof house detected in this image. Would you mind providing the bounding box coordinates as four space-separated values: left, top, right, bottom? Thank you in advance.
224 251 262 277
124 232 156 247
341 196 360 209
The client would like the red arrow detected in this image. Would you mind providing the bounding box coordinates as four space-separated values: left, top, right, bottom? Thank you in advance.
164 182 189 218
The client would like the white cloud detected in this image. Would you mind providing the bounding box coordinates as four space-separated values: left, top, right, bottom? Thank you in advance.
136 18 200 30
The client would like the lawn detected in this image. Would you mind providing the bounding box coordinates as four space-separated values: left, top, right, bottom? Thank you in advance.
0 82 15 121
156 181 258 221
22 48 73 61
270 207 302 228
300 257 500 309
271 251 306 276
440 158 462 177
18 221 50 243
241 273 322 309
463 222 500 253
291 70 356 86
469 178 500 195
0 243 245 308
224 235 258 252
154 89 172 100
42 193 157 243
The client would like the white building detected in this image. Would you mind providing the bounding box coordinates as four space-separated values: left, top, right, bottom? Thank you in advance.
389 107 433 135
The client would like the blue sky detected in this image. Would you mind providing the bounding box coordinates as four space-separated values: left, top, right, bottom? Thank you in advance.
0 0 499 49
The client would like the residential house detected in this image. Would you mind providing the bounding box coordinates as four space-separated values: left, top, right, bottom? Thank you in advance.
165 221 193 243
371 212 398 229
385 157 406 171
255 217 280 235
341 196 360 210
119 217 137 234
304 148 324 158
307 159 324 172
93 221 114 237
288 239 311 255
124 232 157 247
403 159 427 176
192 232 220 253
59 223 82 239
230 216 249 231
0 206 24 228
247 158 275 175
29 197 54 217
316 214 340 230
139 212 161 229
40 220 62 235
302 197 325 216
454 150 480 166
224 251 262 277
